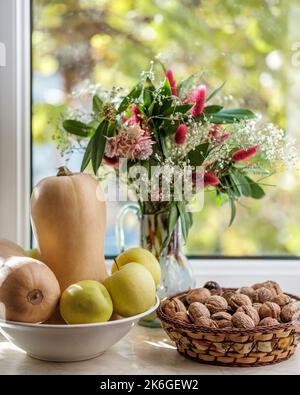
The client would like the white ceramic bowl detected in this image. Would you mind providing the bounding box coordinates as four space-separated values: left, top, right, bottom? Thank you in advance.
0 297 159 362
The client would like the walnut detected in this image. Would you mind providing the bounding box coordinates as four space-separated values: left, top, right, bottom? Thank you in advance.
238 286 255 301
188 302 210 323
237 305 260 326
173 311 191 324
211 312 232 328
258 317 280 327
252 282 264 290
273 293 291 307
161 297 186 317
205 295 228 314
228 294 252 310
252 281 281 296
203 281 222 295
253 287 274 303
194 316 218 328
259 302 281 320
252 303 262 313
222 290 236 303
261 281 282 296
281 302 300 323
186 288 210 305
232 312 255 329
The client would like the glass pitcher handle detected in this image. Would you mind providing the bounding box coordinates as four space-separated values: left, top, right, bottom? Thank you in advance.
116 203 141 253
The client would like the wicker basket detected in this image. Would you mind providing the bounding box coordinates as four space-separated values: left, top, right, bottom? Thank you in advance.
157 289 300 367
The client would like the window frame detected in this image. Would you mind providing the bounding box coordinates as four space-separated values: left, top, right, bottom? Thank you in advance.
0 0 299 259
0 0 31 249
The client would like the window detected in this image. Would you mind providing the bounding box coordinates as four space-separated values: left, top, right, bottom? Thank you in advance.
31 0 300 257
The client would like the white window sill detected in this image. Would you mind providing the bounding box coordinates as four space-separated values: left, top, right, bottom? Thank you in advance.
107 258 300 294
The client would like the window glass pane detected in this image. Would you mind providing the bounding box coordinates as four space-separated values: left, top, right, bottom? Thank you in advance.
32 0 300 256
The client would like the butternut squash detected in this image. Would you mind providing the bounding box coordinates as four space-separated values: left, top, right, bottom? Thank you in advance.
0 256 60 323
0 239 27 264
30 166 108 291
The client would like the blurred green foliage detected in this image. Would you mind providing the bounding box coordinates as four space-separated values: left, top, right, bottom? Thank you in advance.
32 0 300 256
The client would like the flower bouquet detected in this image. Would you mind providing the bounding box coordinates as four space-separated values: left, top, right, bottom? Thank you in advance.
59 64 296 303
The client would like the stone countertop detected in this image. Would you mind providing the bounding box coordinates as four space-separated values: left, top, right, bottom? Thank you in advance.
0 326 299 375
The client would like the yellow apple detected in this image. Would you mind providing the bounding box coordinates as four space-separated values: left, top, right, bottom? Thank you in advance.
60 280 113 324
27 248 41 260
104 263 156 317
112 247 161 286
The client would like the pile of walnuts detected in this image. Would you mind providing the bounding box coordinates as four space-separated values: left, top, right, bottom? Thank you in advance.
161 280 300 329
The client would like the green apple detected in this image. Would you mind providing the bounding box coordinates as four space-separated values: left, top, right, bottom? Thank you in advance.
104 263 156 317
27 248 41 260
112 247 161 286
60 280 113 324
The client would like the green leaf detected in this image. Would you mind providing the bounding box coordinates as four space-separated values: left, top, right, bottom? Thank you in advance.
178 73 199 97
216 190 228 207
228 191 236 226
177 202 189 242
143 84 155 108
209 108 256 124
231 171 252 197
174 103 194 114
91 120 108 174
245 176 265 199
157 60 167 74
93 95 103 114
160 136 169 158
164 103 194 116
118 82 143 113
160 119 180 136
206 81 226 102
107 121 117 137
161 78 172 97
216 190 222 207
162 203 179 250
157 97 173 116
80 138 93 172
62 120 91 137
203 105 223 114
228 172 242 197
188 143 209 166
242 167 272 176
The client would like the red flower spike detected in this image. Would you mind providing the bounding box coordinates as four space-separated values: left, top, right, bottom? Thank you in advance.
166 69 178 96
209 124 230 142
220 131 230 142
103 155 119 168
191 85 207 117
232 146 259 162
128 104 141 125
174 123 187 145
204 172 220 187
209 124 221 140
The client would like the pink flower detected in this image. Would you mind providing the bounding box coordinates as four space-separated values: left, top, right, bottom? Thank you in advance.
232 146 259 162
103 155 119 168
209 124 230 142
191 85 206 117
126 104 141 126
165 69 177 96
105 124 154 161
204 172 220 187
174 124 187 145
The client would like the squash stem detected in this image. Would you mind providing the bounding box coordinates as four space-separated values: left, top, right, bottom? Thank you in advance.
57 166 73 177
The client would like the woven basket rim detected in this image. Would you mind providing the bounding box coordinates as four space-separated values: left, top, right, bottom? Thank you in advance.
157 288 300 335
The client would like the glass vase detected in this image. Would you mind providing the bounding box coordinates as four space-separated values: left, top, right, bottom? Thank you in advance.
116 203 195 327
